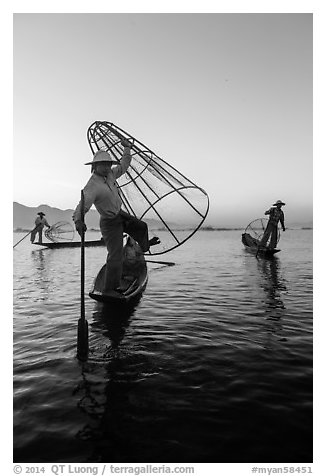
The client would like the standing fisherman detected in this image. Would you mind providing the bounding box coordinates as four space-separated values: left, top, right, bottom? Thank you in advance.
73 139 160 298
30 212 51 244
259 200 286 249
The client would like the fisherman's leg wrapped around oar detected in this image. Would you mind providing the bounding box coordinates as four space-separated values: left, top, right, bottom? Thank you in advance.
30 224 42 243
269 226 279 249
260 222 274 247
120 210 153 253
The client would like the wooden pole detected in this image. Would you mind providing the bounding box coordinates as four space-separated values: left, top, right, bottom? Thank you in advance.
77 190 88 361
13 225 40 248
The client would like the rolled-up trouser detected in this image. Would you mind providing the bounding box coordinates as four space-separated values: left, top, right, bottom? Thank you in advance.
100 211 149 291
260 222 278 249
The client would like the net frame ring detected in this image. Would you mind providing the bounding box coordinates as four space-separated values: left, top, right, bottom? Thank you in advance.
45 221 75 243
245 218 281 244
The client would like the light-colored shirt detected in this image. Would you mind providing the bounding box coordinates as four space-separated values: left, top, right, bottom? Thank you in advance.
35 217 50 228
73 151 131 222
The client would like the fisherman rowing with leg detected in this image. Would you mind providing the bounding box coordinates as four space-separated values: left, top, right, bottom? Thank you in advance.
259 200 286 249
73 139 160 298
30 212 51 244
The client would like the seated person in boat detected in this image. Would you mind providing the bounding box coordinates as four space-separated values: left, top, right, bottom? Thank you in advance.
30 212 51 244
73 139 160 297
259 200 286 249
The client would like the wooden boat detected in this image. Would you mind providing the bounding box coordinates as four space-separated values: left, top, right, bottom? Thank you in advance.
242 233 280 258
89 236 148 304
32 239 105 249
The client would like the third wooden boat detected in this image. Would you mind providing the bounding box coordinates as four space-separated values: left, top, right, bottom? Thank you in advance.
241 232 280 258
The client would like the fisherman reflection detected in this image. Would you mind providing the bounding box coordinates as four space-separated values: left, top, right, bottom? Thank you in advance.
257 257 287 316
74 302 144 460
31 249 51 298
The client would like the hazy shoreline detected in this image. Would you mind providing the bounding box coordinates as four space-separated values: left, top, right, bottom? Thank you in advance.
13 226 313 233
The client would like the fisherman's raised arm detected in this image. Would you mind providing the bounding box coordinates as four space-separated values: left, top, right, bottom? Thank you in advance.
113 138 133 179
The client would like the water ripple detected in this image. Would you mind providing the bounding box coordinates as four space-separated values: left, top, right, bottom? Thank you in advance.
13 230 312 463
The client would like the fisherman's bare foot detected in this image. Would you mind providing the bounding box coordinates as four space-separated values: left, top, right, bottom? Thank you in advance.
148 236 160 247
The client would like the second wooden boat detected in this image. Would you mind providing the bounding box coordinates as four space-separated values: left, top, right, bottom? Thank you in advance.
33 239 105 249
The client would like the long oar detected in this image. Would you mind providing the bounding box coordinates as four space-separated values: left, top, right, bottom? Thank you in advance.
145 259 175 266
13 225 40 248
77 190 88 361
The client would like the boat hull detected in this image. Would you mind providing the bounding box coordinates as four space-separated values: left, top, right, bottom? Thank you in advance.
32 239 105 249
241 233 280 258
89 237 148 304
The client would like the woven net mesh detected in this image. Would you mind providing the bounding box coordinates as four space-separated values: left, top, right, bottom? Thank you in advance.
245 218 280 244
87 121 209 255
45 221 75 243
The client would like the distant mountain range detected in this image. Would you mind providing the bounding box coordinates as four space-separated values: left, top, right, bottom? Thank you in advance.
13 202 313 232
13 202 98 231
13 202 165 231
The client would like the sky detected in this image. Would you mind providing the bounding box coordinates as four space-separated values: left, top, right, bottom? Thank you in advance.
13 12 312 227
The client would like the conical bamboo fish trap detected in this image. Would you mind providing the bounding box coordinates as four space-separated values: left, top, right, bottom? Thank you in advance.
245 218 280 244
45 221 75 243
87 121 209 255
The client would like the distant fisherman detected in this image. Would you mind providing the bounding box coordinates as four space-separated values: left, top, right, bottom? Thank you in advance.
259 200 286 249
30 212 51 244
73 139 160 298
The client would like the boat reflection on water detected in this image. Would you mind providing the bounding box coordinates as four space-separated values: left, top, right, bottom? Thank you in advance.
30 249 52 299
73 296 149 462
256 256 287 320
243 251 287 319
90 298 142 351
242 254 289 351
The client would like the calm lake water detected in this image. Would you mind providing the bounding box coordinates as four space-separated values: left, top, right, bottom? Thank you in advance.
13 229 313 463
